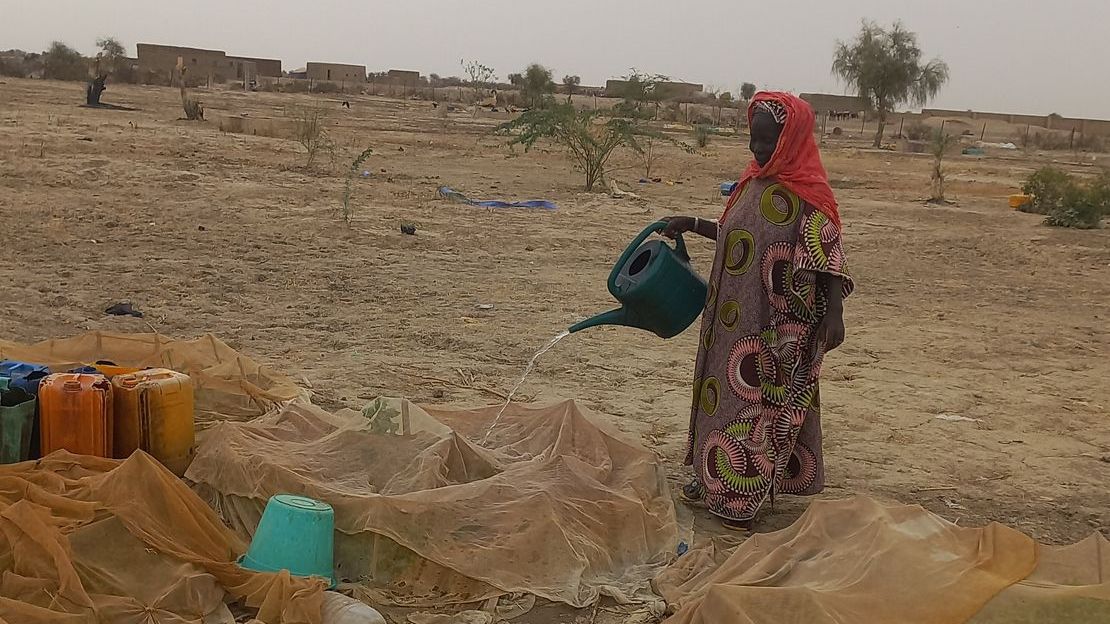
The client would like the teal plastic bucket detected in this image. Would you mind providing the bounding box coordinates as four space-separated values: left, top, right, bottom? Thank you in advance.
240 494 336 587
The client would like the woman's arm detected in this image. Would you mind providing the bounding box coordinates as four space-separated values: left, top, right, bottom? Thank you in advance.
816 274 845 350
662 216 718 241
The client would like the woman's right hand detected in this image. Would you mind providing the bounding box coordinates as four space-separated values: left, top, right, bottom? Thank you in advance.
661 216 696 239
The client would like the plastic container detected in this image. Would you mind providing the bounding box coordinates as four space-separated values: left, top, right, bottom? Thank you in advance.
241 494 336 587
92 360 144 378
0 360 51 396
321 592 386 624
0 387 36 464
720 181 738 196
1009 194 1033 210
38 373 113 458
112 368 195 476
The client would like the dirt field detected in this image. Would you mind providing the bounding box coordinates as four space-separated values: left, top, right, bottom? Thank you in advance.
2 78 1109 612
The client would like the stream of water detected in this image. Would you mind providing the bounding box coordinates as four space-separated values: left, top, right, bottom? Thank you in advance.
481 329 571 443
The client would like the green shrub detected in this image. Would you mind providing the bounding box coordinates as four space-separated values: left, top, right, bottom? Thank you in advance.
1044 184 1103 229
1022 167 1109 229
693 124 713 148
1020 167 1075 215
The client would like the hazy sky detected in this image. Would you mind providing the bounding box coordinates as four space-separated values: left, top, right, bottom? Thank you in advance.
5 0 1108 118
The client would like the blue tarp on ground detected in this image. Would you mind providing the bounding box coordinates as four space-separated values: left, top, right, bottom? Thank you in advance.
437 186 557 210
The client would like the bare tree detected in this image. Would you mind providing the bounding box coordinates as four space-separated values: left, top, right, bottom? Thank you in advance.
287 102 334 167
461 59 496 115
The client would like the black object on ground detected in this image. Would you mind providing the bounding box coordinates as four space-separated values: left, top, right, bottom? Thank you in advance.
400 224 417 235
105 302 143 318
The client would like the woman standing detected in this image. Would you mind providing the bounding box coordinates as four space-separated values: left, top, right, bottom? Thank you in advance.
662 92 854 529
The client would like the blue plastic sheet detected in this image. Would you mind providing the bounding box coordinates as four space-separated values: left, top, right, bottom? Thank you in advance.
437 186 557 210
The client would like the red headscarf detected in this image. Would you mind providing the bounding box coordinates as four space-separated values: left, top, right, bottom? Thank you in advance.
723 91 841 229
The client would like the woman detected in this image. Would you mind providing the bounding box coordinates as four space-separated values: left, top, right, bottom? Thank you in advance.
662 92 853 529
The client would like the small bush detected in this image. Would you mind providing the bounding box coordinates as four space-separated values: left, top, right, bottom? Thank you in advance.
1044 184 1104 229
341 146 373 225
904 121 930 140
1020 167 1074 215
693 124 713 148
1086 169 1110 214
1021 167 1109 229
287 103 334 168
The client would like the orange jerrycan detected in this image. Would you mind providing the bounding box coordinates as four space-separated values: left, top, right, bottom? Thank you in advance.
38 374 114 458
112 368 195 476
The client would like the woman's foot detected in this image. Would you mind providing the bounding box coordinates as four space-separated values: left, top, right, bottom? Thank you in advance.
719 516 753 531
680 479 705 504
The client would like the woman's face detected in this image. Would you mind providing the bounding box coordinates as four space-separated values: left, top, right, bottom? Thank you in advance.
749 110 783 167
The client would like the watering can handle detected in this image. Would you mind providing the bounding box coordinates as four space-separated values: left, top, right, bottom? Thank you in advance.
607 221 689 292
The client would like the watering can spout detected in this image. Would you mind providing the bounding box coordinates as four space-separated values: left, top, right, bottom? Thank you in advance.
569 307 629 334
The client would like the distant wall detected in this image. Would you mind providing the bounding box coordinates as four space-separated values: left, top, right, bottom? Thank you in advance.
921 108 1110 137
137 43 227 82
604 79 703 99
800 93 866 113
229 56 281 77
306 62 365 82
385 69 420 84
138 44 282 82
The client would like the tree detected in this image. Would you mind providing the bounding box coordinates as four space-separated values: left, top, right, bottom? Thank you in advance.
832 20 949 148
740 82 757 102
92 36 134 87
520 63 555 109
715 91 733 126
507 73 523 87
618 69 671 118
562 74 580 103
96 37 126 62
461 59 496 109
928 129 958 203
42 41 87 81
341 146 374 226
498 103 644 191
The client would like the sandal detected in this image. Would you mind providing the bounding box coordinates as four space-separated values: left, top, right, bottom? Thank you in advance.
719 517 753 532
680 479 705 504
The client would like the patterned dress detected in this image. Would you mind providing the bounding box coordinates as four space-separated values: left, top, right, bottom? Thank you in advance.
684 177 853 522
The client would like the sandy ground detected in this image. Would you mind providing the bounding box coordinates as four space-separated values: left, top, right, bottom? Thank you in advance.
2 79 1109 619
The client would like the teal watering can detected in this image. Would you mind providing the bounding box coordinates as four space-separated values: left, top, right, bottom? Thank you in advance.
569 221 707 338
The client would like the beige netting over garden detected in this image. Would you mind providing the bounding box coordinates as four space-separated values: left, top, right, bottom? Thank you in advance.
655 496 1110 624
2 333 1108 624
0 332 305 424
0 452 324 624
187 397 683 609
0 332 683 621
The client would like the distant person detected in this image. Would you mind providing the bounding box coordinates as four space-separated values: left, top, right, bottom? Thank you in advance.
662 92 854 530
